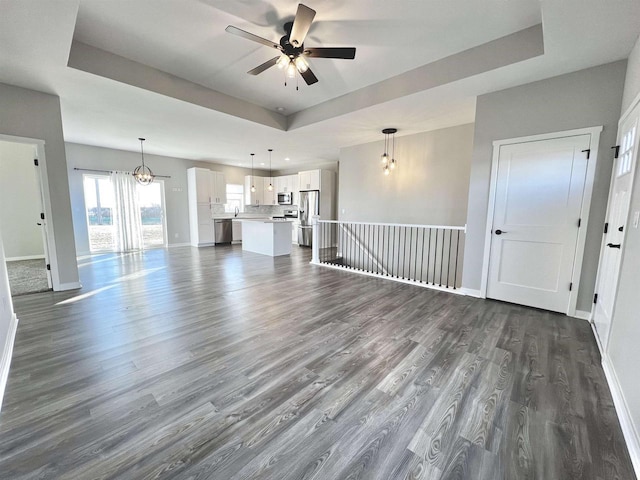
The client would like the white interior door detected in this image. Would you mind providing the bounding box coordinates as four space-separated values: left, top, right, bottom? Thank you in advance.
34 157 53 289
593 109 639 349
487 134 591 313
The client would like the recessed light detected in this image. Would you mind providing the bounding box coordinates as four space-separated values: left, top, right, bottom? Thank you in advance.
285 157 290 161
276 107 286 112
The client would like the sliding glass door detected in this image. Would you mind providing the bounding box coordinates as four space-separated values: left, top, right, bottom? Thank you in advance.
83 174 167 252
138 180 167 248
83 175 115 252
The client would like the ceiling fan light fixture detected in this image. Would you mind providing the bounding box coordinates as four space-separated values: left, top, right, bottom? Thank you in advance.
286 61 297 78
276 55 289 70
294 56 309 73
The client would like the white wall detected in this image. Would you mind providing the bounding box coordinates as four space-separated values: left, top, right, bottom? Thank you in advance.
0 141 45 259
607 33 640 473
338 124 474 225
65 143 267 254
0 83 79 287
462 61 627 310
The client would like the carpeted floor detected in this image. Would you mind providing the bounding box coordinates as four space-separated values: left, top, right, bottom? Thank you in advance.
6 259 50 296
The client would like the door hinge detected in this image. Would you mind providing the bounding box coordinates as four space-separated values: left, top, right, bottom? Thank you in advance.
581 149 591 159
577 218 581 228
40 212 45 220
612 145 620 158
569 282 573 291
46 264 51 271
34 158 39 166
604 222 609 234
594 293 598 304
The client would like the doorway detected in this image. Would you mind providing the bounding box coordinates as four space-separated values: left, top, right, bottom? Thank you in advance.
593 102 639 349
0 140 52 296
482 127 601 314
83 174 167 253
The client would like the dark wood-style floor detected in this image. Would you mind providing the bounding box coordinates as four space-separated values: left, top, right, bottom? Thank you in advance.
0 246 635 479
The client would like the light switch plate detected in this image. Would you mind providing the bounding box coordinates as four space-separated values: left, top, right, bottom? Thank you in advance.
633 211 640 229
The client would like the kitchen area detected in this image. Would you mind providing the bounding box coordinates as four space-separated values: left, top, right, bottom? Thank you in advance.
187 167 335 257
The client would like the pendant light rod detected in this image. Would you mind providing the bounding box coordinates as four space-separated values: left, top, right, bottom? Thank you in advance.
267 149 274 192
250 153 256 193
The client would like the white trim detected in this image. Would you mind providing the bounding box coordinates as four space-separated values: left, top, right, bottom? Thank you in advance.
0 313 18 412
167 243 191 248
57 281 82 291
620 89 640 125
312 261 466 295
481 126 603 318
573 309 592 321
602 355 640 477
459 288 483 298
319 219 466 230
5 255 46 262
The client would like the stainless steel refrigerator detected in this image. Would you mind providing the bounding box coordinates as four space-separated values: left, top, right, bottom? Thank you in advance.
298 190 319 247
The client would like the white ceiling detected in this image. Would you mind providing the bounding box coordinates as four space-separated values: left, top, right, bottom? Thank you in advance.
0 0 639 170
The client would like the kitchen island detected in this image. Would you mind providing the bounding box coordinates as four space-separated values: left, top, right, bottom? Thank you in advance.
235 219 293 257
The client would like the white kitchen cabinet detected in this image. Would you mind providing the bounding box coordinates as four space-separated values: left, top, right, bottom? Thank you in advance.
188 168 217 246
298 170 321 191
263 177 277 205
244 175 264 205
232 220 242 242
292 220 300 244
189 167 226 204
211 171 227 205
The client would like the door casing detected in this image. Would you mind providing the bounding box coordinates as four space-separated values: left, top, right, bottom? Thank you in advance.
480 126 603 317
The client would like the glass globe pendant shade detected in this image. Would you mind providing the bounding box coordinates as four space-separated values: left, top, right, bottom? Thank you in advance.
383 165 390 176
294 56 309 73
381 153 389 165
251 185 256 193
276 55 289 70
286 61 297 78
390 158 396 170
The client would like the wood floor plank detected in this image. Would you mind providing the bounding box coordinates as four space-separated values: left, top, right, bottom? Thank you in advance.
0 246 635 479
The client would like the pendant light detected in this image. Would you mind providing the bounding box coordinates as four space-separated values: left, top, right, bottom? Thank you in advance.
133 137 154 185
250 153 256 193
267 149 274 191
380 128 397 176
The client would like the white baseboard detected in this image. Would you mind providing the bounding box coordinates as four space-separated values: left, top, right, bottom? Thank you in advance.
168 243 191 248
56 282 82 291
5 255 45 262
459 288 483 298
602 355 640 477
574 309 592 321
0 313 19 412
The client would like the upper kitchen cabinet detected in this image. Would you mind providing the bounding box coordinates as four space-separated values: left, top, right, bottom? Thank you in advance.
211 172 226 205
188 167 226 205
244 175 264 205
263 177 277 205
276 174 299 194
298 170 321 191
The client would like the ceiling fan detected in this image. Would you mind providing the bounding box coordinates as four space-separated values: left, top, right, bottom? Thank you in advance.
225 3 356 86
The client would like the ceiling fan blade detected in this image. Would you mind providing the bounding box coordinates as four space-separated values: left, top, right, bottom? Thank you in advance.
225 25 281 50
247 57 279 75
289 4 316 47
300 67 318 85
304 47 356 59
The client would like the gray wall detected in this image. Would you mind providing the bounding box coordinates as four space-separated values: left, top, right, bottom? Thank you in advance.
621 34 640 114
338 124 474 225
0 141 44 259
608 33 640 459
66 143 267 254
462 61 627 311
0 83 79 287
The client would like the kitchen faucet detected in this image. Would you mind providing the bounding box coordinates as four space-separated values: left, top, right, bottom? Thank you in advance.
234 206 239 218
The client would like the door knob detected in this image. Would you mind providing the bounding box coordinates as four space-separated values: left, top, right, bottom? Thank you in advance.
618 226 624 232
495 229 506 235
37 222 42 226
607 243 621 249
